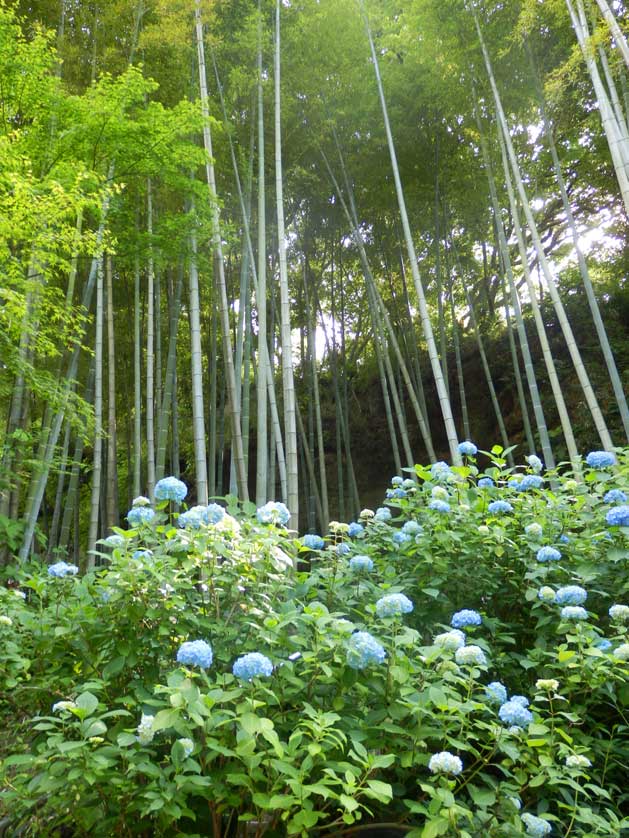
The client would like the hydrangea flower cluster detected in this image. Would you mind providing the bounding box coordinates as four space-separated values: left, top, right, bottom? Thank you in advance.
433 629 466 650
302 534 325 550
176 639 213 669
560 606 588 621
206 503 226 524
336 543 351 556
526 454 543 472
499 699 533 727
451 609 482 628
177 738 194 759
132 550 152 561
375 593 414 618
603 489 627 504
348 522 364 538
154 476 188 503
402 520 422 536
374 507 392 522
386 487 407 499
52 700 76 713
609 604 629 622
392 530 411 545
458 441 477 456
477 477 494 488
391 476 404 486
585 450 616 469
565 754 591 768
606 505 629 527
554 586 587 606
127 506 156 527
256 501 290 526
535 679 559 691
346 631 386 670
131 495 151 507
595 639 612 652
536 546 561 563
429 499 450 513
104 534 125 548
613 644 629 661
48 562 79 578
525 523 543 540
430 461 452 483
517 475 544 491
455 645 487 666
485 681 508 705
349 555 373 573
402 479 416 490
136 714 155 745
487 500 512 515
178 505 210 529
521 813 552 837
232 652 273 681
428 751 463 775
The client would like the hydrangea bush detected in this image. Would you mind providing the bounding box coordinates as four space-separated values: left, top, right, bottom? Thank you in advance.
1 451 628 837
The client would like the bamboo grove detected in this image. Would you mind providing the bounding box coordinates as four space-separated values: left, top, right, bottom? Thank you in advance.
1 0 629 564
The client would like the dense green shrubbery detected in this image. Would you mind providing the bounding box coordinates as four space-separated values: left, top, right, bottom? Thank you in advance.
1 448 628 837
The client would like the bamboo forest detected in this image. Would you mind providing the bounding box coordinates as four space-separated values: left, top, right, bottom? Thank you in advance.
1 0 629 835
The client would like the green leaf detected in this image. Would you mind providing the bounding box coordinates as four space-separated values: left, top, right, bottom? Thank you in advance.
152 708 180 732
421 818 451 838
75 692 99 717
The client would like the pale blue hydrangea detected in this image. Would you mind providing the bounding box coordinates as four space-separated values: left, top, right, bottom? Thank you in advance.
177 738 194 759
508 476 522 489
336 543 351 556
402 479 416 490
349 555 374 573
178 505 208 529
560 606 588 621
386 487 407 499
176 639 213 669
499 700 533 727
526 523 543 539
302 534 325 550
455 645 487 666
538 586 556 602
428 751 463 775
104 534 125 548
136 713 155 745
392 530 411 546
346 631 386 670
521 812 552 837
536 546 561 563
595 638 612 652
555 586 587 606
374 507 392 522
606 505 629 527
458 441 477 456
391 476 404 486
132 550 152 560
609 604 629 622
48 562 79 578
613 643 629 661
526 455 543 473
451 609 482 628
402 520 422 536
256 501 290 526
348 522 364 538
585 451 616 469
478 477 494 488
376 592 414 618
603 489 627 504
518 475 544 491
433 629 466 650
233 652 273 681
559 534 570 544
487 500 513 515
431 485 449 500
127 506 156 526
430 461 452 483
510 695 530 707
485 682 508 705
429 499 450 513
206 503 225 524
154 476 188 503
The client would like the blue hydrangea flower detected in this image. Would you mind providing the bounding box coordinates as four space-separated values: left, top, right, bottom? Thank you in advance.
455 645 487 666
555 586 587 606
132 550 153 560
178 505 208 529
391 476 404 486
336 543 351 556
392 530 411 546
48 562 79 578
232 652 273 681
104 534 125 548
458 441 477 456
560 606 588 621
485 682 508 705
154 476 188 503
349 555 373 573
391 487 407 498
518 475 544 491
127 506 156 527
609 604 629 622
176 639 213 669
585 451 616 469
256 501 290 526
559 534 570 544
526 455 543 473
433 629 466 650
428 751 463 775
487 500 513 515
206 503 225 524
478 477 494 488
346 631 386 670
430 461 453 483
374 507 392 522
595 638 612 652
375 593 414 618
451 609 482 628
348 522 364 538
302 534 325 550
402 520 422 536
402 479 416 490
429 499 450 513
603 489 627 504
521 813 552 837
510 695 530 707
536 546 561 563
499 700 533 727
606 505 629 527
508 476 522 489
